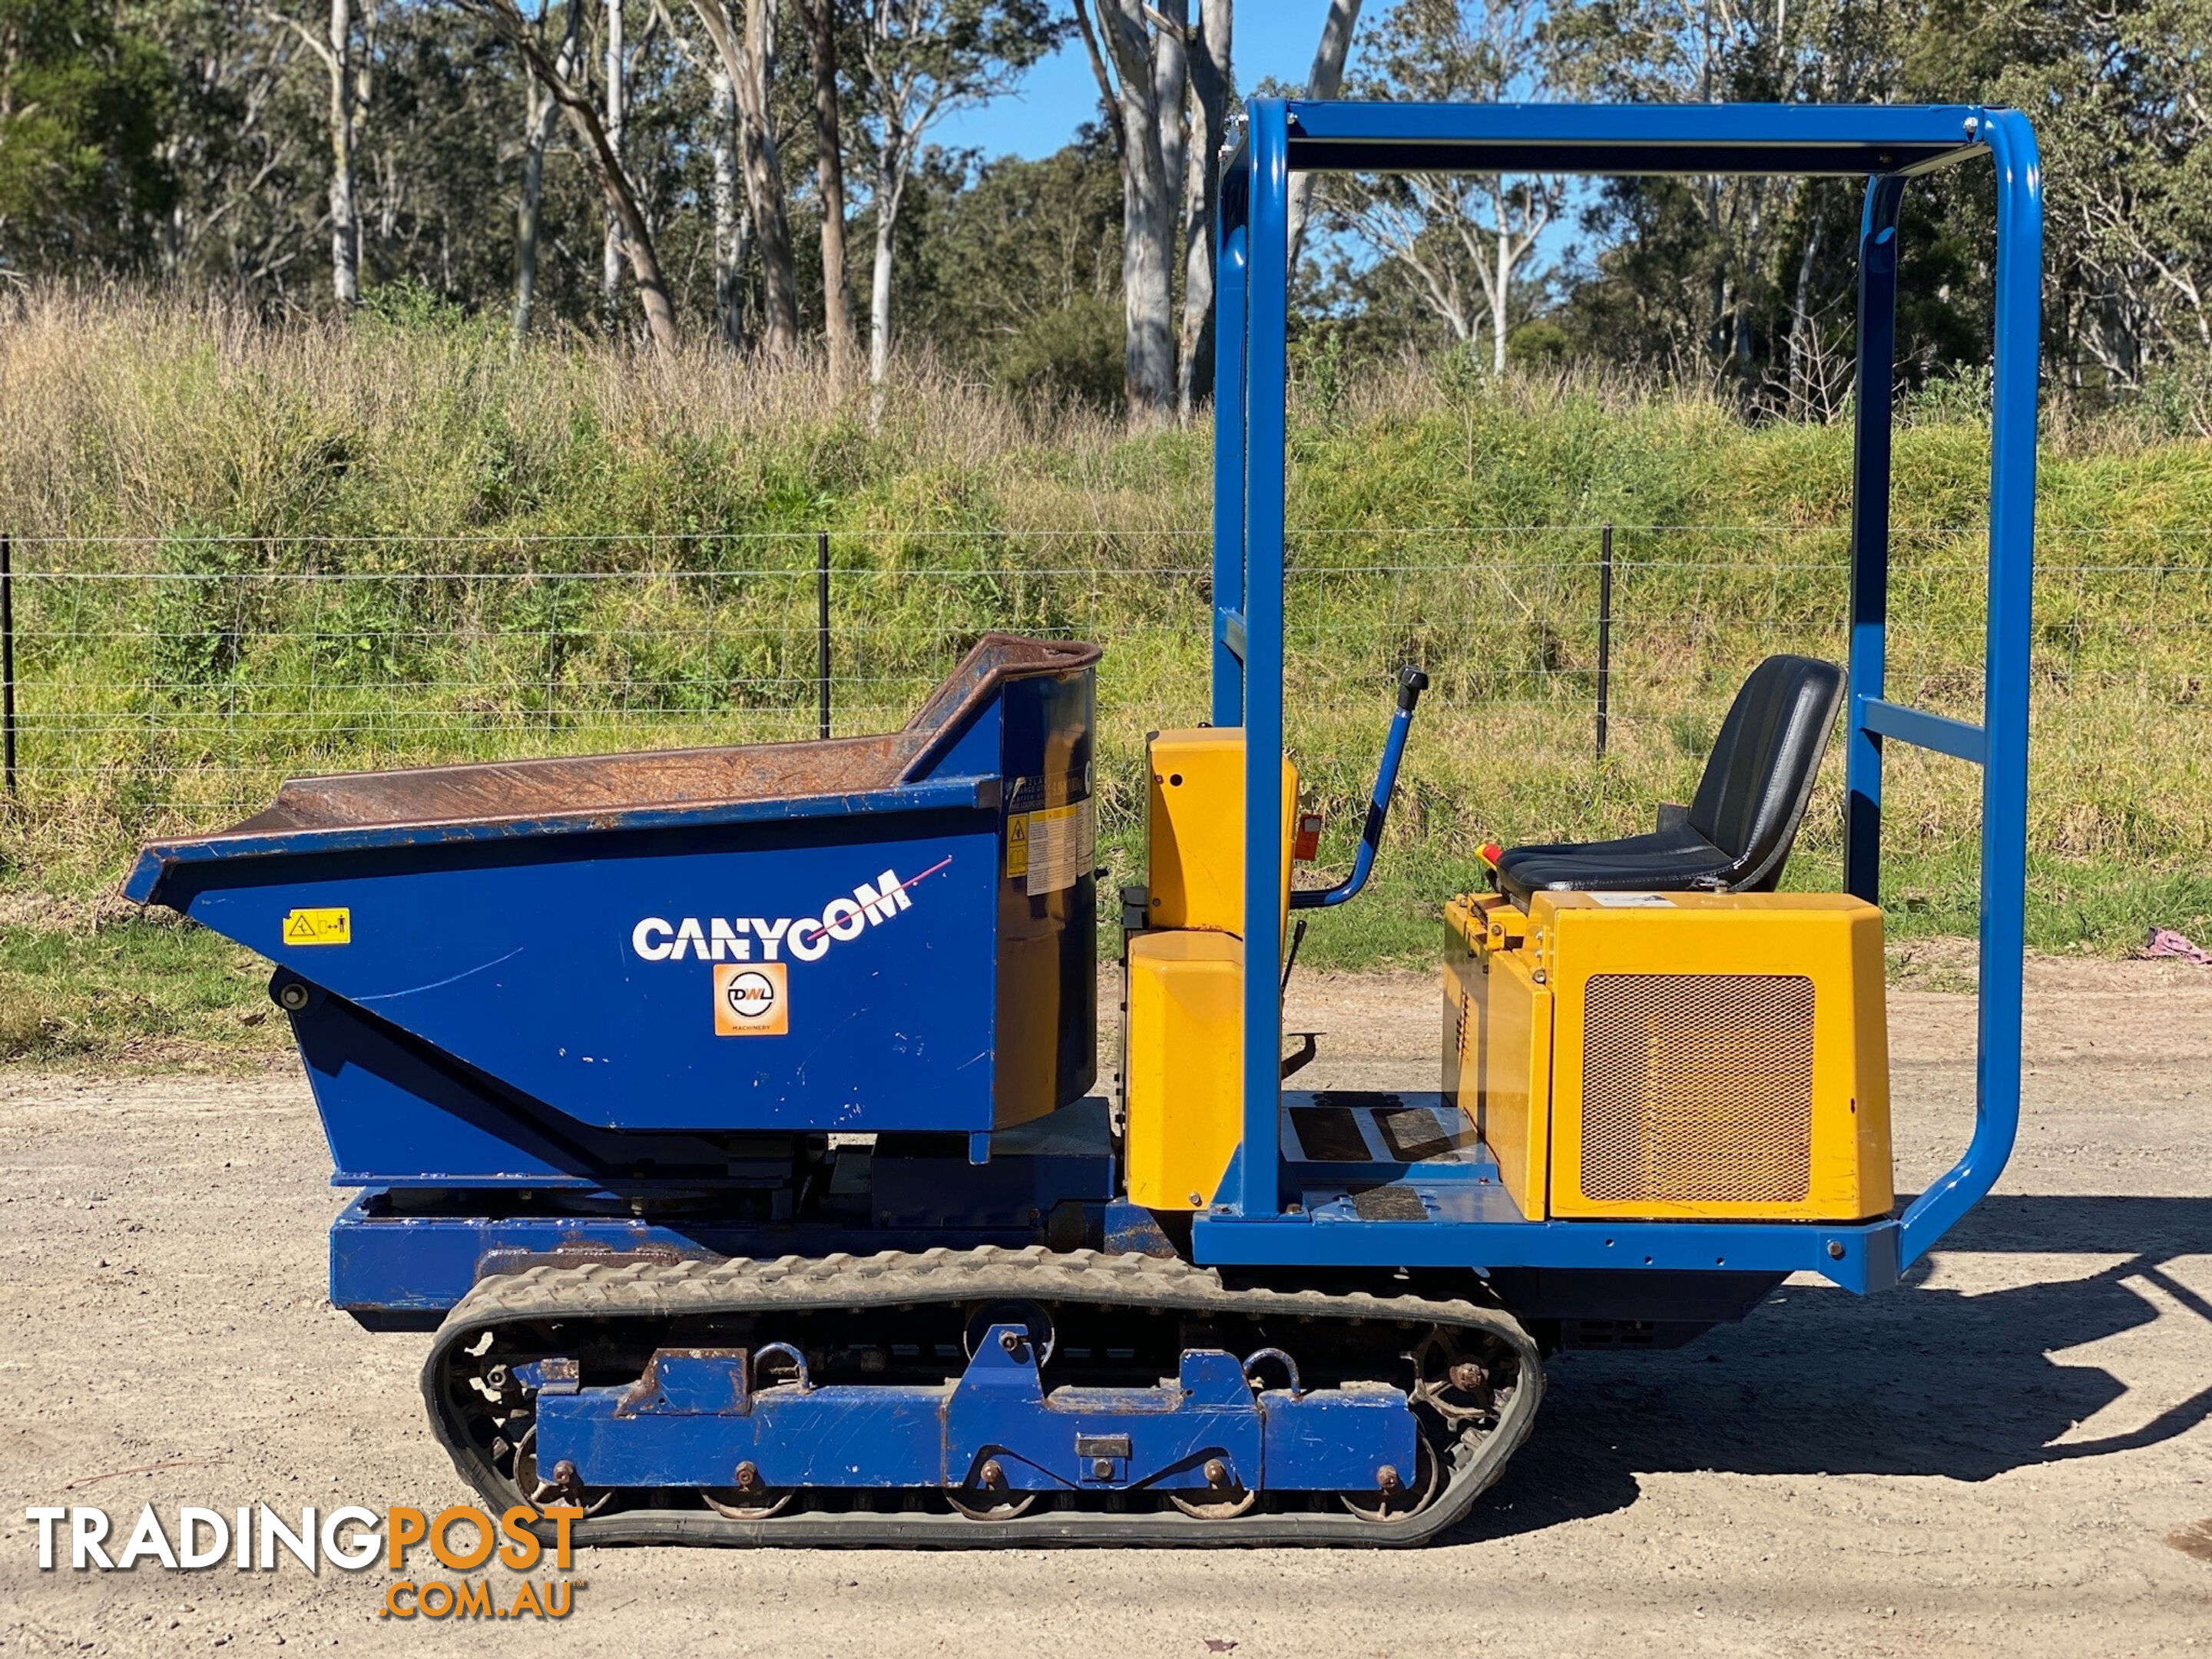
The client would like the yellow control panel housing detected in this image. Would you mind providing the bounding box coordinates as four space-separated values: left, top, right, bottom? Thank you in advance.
1445 889 1890 1223
1145 730 1296 937
1124 929 1243 1209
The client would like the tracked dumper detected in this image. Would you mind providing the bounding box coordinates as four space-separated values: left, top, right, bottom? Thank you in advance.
130 98 2045 1547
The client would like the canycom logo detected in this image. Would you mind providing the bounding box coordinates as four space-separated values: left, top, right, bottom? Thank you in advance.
26 1502 583 1621
629 858 944 965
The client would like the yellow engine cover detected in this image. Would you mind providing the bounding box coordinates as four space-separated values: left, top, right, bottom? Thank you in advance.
1445 890 1891 1223
1124 929 1243 1210
1144 730 1296 937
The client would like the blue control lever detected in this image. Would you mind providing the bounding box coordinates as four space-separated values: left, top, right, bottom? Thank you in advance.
1290 664 1428 909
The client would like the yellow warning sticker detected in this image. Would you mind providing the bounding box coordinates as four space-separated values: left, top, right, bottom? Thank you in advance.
1005 813 1030 879
282 907 352 946
1020 801 1094 897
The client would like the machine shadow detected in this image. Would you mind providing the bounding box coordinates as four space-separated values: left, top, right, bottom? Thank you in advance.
1452 1195 2212 1542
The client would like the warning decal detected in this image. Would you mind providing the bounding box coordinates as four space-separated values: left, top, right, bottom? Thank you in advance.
714 962 789 1035
1018 800 1094 896
282 907 352 946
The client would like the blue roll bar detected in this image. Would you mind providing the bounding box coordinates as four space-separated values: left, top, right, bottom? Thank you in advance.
1205 101 2041 1279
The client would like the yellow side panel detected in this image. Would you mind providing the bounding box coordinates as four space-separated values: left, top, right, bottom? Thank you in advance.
1124 930 1243 1210
1539 892 1891 1222
1145 730 1296 937
1441 896 1476 1107
1442 892 1548 1220
1477 949 1551 1221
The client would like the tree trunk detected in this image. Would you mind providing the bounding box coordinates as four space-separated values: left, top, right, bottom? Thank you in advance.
1785 215 1818 411
1176 0 1230 419
807 0 858 387
1493 217 1508 375
326 0 362 306
692 0 800 356
737 0 799 355
512 5 576 342
710 65 748 349
869 167 903 414
1285 0 1360 267
1101 0 1181 425
1152 2 1187 254
560 102 682 349
602 0 627 316
475 0 680 348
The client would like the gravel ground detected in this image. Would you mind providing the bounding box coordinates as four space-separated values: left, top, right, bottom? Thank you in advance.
2 956 2210 1657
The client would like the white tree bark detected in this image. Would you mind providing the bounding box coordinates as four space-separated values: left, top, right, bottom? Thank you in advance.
328 0 362 303
690 0 800 355
1094 0 1182 424
1176 0 1231 419
1493 218 1508 373
1285 0 1360 267
869 169 904 400
267 1 376 307
514 0 582 341
805 0 859 387
603 0 628 311
709 64 747 348
464 0 682 348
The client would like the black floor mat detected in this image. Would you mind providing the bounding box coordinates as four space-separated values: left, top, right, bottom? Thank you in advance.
1289 1105 1369 1162
1349 1183 1429 1220
1376 1106 1459 1162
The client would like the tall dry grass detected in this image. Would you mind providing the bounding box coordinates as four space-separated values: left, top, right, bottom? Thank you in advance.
2 285 2210 959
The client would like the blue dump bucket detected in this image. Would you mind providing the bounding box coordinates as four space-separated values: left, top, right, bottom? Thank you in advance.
127 634 1101 1190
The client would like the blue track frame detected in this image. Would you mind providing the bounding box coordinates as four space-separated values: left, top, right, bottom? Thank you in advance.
1193 101 2042 1293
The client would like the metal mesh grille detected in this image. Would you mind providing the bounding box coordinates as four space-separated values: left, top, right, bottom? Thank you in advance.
1580 973 1816 1204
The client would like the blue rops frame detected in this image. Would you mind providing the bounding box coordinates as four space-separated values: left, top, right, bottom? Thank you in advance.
1190 101 2042 1294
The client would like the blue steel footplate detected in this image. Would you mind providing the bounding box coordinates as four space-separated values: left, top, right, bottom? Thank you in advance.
1247 1091 1895 1297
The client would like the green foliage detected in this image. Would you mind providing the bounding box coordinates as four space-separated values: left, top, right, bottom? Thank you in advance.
0 0 173 270
989 294 1124 412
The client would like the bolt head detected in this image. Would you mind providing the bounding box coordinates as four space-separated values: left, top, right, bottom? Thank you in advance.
1827 1240 1846 1260
1093 1458 1114 1480
1203 1458 1229 1488
734 1460 760 1492
998 1329 1023 1355
1376 1464 1403 1493
1448 1360 1487 1392
979 1459 1005 1489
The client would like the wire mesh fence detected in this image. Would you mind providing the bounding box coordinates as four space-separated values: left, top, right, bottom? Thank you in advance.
3 525 2210 883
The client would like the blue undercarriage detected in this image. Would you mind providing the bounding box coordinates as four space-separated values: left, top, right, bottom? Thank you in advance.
527 1327 1419 1500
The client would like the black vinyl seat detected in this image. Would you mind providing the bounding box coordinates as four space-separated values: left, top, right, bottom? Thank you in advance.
1495 654 1846 908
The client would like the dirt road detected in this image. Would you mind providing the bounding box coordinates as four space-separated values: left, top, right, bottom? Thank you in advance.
2 957 2210 1657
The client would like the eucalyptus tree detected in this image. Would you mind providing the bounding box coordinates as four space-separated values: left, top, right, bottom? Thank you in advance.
853 0 1061 400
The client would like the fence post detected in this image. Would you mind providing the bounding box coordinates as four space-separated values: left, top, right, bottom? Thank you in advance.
816 531 832 741
1595 522 1613 762
2 530 15 798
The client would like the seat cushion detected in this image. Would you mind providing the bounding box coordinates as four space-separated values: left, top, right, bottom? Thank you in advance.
1495 823 1736 907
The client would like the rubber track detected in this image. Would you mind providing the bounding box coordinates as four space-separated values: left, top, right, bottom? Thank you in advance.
424 1245 1544 1548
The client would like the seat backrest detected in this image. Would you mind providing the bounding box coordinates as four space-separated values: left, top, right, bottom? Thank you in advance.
1688 654 1846 889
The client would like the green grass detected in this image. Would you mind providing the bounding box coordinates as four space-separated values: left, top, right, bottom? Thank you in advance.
0 913 290 1067
2 288 2210 1062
